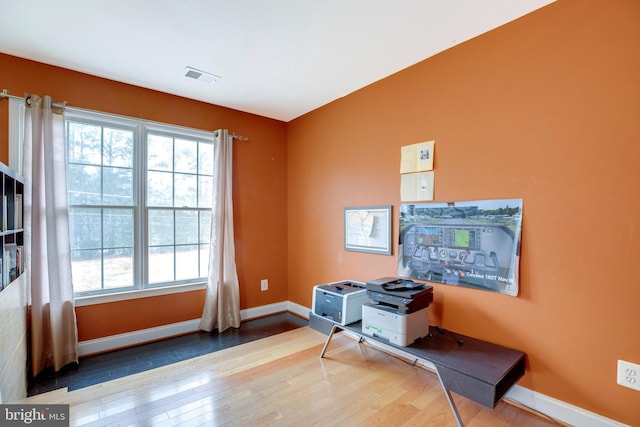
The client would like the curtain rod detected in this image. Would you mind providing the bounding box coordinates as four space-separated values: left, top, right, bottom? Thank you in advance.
229 132 248 141
1 89 67 109
3 88 250 140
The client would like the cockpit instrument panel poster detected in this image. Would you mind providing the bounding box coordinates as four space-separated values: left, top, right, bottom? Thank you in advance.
398 199 523 296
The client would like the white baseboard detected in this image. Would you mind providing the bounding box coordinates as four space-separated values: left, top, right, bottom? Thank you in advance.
285 300 311 319
77 301 627 427
240 300 309 320
504 386 629 427
239 301 289 320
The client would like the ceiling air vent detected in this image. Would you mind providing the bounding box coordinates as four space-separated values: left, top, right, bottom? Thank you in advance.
183 66 220 84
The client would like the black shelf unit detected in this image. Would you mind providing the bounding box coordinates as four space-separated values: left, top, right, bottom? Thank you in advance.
0 161 25 292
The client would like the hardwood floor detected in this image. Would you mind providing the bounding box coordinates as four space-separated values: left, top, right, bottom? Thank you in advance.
28 312 308 396
21 326 562 426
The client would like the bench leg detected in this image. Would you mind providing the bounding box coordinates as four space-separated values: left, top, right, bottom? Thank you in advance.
321 324 463 426
320 324 340 358
435 366 464 427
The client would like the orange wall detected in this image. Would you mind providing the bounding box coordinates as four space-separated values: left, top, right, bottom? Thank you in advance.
76 292 205 341
2 0 639 423
287 0 639 425
0 54 289 341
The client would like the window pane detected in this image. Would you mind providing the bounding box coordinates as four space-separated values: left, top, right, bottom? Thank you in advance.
175 139 197 173
149 246 174 284
174 173 197 207
104 248 133 289
148 134 173 171
148 209 174 246
147 171 173 207
68 122 101 165
199 211 211 244
71 249 102 293
199 141 214 175
68 164 101 205
198 176 213 208
175 210 198 245
69 207 101 250
103 127 133 168
199 243 209 278
176 245 199 280
103 209 134 248
103 167 133 206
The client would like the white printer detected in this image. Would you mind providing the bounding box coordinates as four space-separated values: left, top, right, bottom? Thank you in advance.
362 302 429 346
312 280 368 325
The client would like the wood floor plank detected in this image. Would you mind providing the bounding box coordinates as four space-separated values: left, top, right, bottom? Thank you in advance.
20 327 562 426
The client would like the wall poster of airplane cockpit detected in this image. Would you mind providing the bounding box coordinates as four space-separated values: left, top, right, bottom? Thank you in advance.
398 199 523 296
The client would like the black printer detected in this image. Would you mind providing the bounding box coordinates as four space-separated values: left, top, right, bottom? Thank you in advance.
365 277 433 314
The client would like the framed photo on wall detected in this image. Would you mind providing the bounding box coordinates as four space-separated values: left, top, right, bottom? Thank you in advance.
344 205 392 255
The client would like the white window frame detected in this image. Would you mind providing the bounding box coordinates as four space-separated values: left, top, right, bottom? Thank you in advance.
9 105 213 302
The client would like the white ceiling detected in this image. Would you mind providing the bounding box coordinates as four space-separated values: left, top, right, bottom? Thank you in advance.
0 0 554 122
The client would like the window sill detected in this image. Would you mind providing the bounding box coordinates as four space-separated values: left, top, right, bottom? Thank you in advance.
74 282 207 307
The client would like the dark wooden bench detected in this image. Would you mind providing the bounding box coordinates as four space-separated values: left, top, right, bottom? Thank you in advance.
310 312 525 427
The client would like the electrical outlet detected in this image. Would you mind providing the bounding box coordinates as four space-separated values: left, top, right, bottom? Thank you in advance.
617 360 640 391
260 279 268 291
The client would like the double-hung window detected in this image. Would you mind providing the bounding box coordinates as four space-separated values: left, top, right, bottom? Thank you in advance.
66 110 213 297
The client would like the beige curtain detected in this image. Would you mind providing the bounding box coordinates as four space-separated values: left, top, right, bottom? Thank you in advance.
199 129 241 333
23 95 78 376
